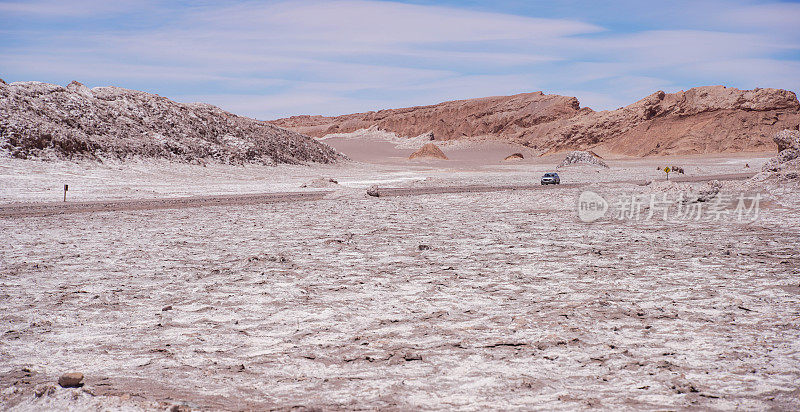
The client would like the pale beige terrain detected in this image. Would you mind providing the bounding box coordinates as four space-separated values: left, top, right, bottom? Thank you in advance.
0 81 340 165
1 139 799 410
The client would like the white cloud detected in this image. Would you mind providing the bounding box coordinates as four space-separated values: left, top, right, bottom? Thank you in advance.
0 0 146 17
1 0 798 118
173 92 356 120
688 58 800 92
718 2 800 33
186 0 602 44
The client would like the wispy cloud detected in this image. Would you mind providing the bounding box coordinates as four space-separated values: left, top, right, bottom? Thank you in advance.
0 0 798 118
0 0 146 17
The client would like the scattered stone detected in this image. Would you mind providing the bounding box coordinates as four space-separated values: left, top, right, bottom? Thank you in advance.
162 305 173 311
367 185 380 197
671 378 700 394
760 129 800 178
65 80 92 98
695 180 722 202
58 372 84 388
558 151 609 168
409 143 448 160
403 353 422 361
773 129 800 152
503 152 524 161
670 166 685 174
301 177 339 188
34 385 56 398
418 244 430 251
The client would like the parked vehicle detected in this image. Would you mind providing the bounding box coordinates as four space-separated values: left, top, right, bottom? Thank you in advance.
541 172 560 185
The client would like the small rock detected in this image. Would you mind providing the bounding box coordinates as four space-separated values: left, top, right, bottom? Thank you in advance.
774 129 800 152
403 353 423 361
300 177 339 188
418 244 430 251
695 180 722 202
162 305 173 311
367 185 380 197
65 80 92 98
503 152 524 161
58 372 84 388
558 151 608 168
35 385 56 398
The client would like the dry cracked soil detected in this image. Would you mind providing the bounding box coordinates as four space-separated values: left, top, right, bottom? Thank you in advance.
1 156 800 410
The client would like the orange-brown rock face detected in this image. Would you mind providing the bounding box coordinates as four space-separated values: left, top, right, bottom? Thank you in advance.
271 86 800 156
271 92 582 141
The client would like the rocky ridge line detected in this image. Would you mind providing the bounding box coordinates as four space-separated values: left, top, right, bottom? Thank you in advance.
1 81 341 165
271 86 800 156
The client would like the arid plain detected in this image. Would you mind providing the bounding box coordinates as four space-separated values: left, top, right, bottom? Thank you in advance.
2 133 800 410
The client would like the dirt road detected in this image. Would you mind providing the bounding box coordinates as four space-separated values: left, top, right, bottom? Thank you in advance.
0 173 755 218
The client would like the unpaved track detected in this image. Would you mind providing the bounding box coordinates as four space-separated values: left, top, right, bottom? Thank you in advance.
0 192 329 218
0 173 755 218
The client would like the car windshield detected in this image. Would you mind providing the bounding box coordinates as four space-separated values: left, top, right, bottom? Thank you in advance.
544 173 554 177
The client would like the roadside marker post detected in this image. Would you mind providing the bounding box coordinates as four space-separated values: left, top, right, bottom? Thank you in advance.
64 184 68 202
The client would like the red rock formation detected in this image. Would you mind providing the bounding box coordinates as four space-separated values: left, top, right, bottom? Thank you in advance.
271 86 800 156
272 92 582 141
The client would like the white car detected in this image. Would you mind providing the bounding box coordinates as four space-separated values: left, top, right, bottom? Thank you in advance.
541 172 561 185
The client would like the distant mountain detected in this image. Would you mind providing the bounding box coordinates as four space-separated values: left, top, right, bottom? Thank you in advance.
270 86 800 156
0 80 340 165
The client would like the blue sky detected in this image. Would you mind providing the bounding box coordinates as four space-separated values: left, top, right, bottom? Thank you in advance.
1 0 799 119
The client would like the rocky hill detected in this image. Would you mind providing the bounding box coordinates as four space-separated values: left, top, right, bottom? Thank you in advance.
0 80 340 165
271 86 800 156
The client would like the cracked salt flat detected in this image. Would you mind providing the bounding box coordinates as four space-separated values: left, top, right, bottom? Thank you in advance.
1 178 799 410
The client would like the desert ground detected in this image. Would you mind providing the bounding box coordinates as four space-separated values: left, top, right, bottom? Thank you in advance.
1 137 800 410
